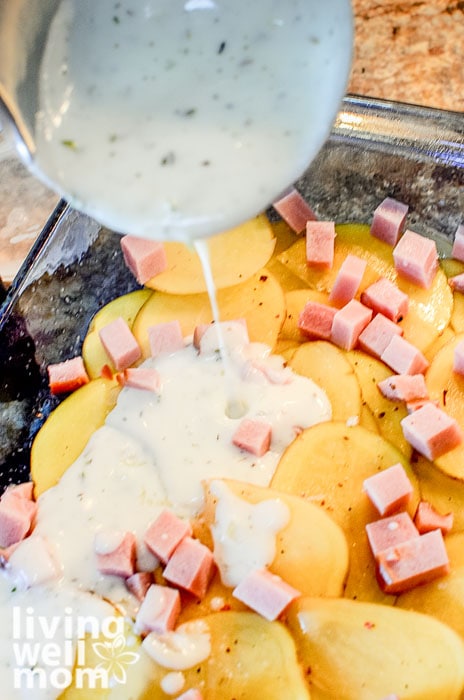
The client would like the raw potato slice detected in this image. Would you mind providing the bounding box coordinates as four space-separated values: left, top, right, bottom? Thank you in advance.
440 257 464 333
396 532 464 639
289 341 362 422
278 223 452 352
266 257 310 294
194 479 349 598
31 378 120 496
145 215 275 294
424 325 455 363
271 422 419 603
287 597 464 700
273 338 300 361
280 289 332 343
425 332 464 478
140 612 310 700
412 454 464 531
82 289 152 378
345 350 411 458
269 218 300 257
133 269 285 357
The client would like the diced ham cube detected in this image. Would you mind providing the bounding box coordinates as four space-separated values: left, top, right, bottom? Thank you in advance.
414 501 453 536
358 313 403 358
401 402 463 460
148 320 184 357
272 188 317 233
95 530 136 578
406 398 439 414
163 537 215 599
177 690 203 700
9 535 60 587
99 317 142 370
48 356 90 395
0 497 34 548
448 272 464 293
330 299 373 351
232 418 272 457
376 529 450 594
121 367 161 392
329 254 367 306
380 334 429 375
298 301 337 340
134 583 181 635
305 221 335 269
453 338 464 377
144 509 192 564
393 229 438 288
366 512 419 557
193 323 210 349
451 223 464 262
3 482 34 501
377 374 428 402
126 572 153 602
363 463 414 517
232 568 300 621
370 197 409 246
120 235 167 284
360 278 409 323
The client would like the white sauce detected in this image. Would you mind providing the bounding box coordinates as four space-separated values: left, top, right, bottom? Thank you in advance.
210 480 290 587
34 0 352 240
160 670 185 695
143 620 211 671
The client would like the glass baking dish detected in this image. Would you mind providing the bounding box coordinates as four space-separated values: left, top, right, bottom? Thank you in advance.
0 94 463 489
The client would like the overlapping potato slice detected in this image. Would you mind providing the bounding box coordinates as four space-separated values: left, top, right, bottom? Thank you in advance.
345 350 411 458
31 378 120 496
412 454 464 531
278 223 453 352
140 612 310 700
82 289 152 378
145 215 275 294
271 422 420 603
287 597 464 700
133 268 285 356
289 341 362 423
194 479 349 598
425 332 464 478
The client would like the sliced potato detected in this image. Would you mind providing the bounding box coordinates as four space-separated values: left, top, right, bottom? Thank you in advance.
145 215 275 294
266 257 310 294
272 338 300 361
279 289 332 343
31 378 120 496
424 325 455 363
268 218 300 257
82 289 152 378
271 422 419 603
287 597 464 700
412 454 464 532
289 341 362 422
133 268 285 357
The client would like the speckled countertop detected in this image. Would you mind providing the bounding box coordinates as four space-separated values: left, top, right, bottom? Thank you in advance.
1 0 463 285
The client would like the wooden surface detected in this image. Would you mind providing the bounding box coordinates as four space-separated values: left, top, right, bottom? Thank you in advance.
1 0 463 285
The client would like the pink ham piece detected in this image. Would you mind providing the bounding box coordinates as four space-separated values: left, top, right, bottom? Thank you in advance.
134 583 181 636
232 568 300 621
272 187 317 233
366 512 419 557
177 691 204 700
380 334 429 375
144 509 192 564
370 197 409 246
163 537 215 599
305 221 335 269
232 418 272 457
148 320 184 357
48 356 90 395
393 229 438 289
120 235 167 284
448 272 464 293
363 463 414 517
120 367 161 392
298 301 337 340
451 223 464 262
95 530 136 578
406 398 439 414
401 402 463 460
99 317 142 370
329 254 367 306
377 374 428 402
330 299 373 351
0 495 35 548
126 572 154 602
453 338 464 377
360 277 409 323
358 313 403 359
414 501 453 536
376 529 450 594
193 323 210 350
4 482 34 501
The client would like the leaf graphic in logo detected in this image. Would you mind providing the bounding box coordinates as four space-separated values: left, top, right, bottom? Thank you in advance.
92 634 140 685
